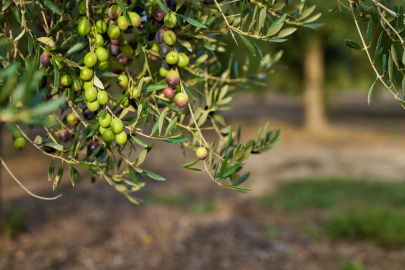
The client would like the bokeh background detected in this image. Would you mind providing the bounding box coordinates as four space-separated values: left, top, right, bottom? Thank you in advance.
2 1 405 270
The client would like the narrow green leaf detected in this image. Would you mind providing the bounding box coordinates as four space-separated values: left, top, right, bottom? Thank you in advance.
177 14 207 28
143 169 166 181
137 149 148 166
128 166 139 184
72 123 82 158
68 163 75 187
368 78 378 105
345 39 361 50
222 184 251 191
163 137 187 144
165 117 177 136
238 34 256 57
95 70 119 77
48 158 55 181
60 34 80 49
132 135 148 147
53 162 64 190
43 0 62 15
158 112 166 136
182 159 199 168
366 21 372 44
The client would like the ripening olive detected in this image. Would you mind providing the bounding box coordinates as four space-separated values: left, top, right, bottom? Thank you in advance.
97 90 109 105
159 43 171 58
163 30 176 45
84 52 98 68
196 147 208 160
61 75 73 87
164 13 177 28
80 66 94 81
67 113 79 126
40 53 51 67
58 130 70 142
163 87 174 98
96 20 108 34
78 18 91 36
87 142 100 155
110 118 123 134
103 129 115 142
174 92 189 108
93 34 104 48
83 81 93 90
129 12 141 27
14 138 26 151
108 25 121 39
87 100 100 112
115 131 127 145
95 47 109 62
108 5 122 21
154 9 165 21
155 29 165 44
72 77 83 91
98 60 112 71
117 74 129 89
121 44 134 58
159 67 169 77
109 43 121 57
178 53 190 68
79 1 87 15
116 54 128 65
166 51 179 65
166 70 180 87
45 114 57 128
99 113 112 128
117 16 129 30
85 87 98 102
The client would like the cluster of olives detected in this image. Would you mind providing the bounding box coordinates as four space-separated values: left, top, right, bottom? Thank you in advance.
148 12 190 108
13 0 209 159
99 113 127 145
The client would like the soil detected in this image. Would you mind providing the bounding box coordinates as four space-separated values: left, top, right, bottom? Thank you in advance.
1 92 405 270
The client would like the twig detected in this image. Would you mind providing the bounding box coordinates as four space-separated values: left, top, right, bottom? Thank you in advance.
348 0 396 97
1 156 62 200
213 0 238 45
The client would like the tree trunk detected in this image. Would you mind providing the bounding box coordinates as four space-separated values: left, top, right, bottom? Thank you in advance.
303 37 329 131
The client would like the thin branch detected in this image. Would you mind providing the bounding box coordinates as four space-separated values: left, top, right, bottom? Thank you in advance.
348 0 396 98
213 0 238 45
1 156 62 200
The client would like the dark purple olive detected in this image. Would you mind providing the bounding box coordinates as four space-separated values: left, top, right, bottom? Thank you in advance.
162 59 172 70
44 146 56 153
155 29 165 44
111 65 122 74
109 44 121 57
40 53 51 67
58 130 70 142
87 142 100 155
159 43 171 58
82 105 94 120
116 54 128 65
154 9 165 21
111 34 122 45
106 0 112 7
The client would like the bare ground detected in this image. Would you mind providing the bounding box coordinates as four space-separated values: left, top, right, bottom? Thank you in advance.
1 92 405 270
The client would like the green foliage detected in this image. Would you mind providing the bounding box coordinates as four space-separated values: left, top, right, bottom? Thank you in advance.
3 0 324 203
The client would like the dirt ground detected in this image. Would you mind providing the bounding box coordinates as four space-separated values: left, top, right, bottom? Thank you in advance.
1 92 405 270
